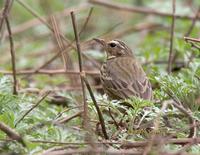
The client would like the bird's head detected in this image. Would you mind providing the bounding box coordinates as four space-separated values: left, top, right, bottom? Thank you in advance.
93 38 133 59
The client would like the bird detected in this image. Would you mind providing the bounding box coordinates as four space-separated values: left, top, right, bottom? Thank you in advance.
93 38 152 101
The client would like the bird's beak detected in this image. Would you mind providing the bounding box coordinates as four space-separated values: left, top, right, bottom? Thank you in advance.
93 38 106 46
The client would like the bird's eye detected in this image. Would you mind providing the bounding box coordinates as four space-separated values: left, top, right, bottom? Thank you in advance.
109 43 116 48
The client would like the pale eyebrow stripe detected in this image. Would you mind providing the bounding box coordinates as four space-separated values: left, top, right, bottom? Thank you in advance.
109 40 119 44
109 40 125 49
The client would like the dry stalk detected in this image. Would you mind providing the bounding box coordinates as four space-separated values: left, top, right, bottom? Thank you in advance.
167 0 176 74
0 122 26 146
89 0 200 20
15 91 51 127
70 11 88 130
5 17 17 95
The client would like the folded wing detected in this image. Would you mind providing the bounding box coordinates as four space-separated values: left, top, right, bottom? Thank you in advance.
101 57 152 100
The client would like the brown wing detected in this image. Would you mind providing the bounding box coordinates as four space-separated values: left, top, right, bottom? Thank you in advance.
100 57 152 100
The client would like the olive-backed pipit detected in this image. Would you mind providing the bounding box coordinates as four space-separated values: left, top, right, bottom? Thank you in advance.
94 38 152 100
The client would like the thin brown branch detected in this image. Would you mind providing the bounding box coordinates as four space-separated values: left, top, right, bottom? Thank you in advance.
55 111 83 124
41 147 142 155
34 138 200 155
5 17 17 95
108 108 119 129
50 16 69 72
3 137 200 148
2 137 200 147
15 91 51 127
184 36 200 50
121 137 200 149
0 0 12 32
175 142 195 155
82 75 109 139
110 23 164 39
29 140 120 145
70 11 88 129
79 7 94 37
89 0 200 20
19 85 102 94
0 69 99 76
184 37 200 67
0 122 26 146
185 6 200 37
54 106 83 120
71 12 83 72
167 0 176 74
184 36 200 43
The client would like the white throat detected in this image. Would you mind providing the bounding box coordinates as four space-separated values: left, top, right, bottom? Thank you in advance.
107 55 116 60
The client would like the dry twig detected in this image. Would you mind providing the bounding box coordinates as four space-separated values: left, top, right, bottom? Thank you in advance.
0 0 13 32
79 7 94 38
89 0 200 20
184 36 200 43
121 137 200 149
70 11 88 129
5 17 17 95
0 69 99 76
15 91 51 127
184 36 200 50
167 0 176 74
32 138 200 155
18 85 102 94
50 16 68 71
55 111 83 124
0 122 26 146
185 7 200 37
82 75 109 139
41 147 141 155
2 137 200 150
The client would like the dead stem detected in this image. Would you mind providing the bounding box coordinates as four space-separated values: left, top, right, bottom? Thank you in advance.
82 75 109 139
70 11 88 131
0 122 26 147
5 17 17 95
89 0 199 20
167 0 176 74
15 91 51 127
